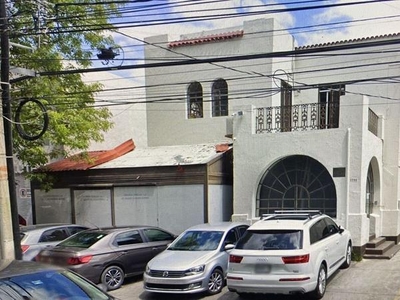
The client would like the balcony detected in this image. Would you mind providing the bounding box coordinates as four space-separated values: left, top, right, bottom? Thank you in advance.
255 102 339 134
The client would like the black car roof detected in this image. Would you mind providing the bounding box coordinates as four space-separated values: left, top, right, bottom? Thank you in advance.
0 260 63 278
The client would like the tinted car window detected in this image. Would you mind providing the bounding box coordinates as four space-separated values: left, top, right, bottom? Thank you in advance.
115 230 143 246
39 228 68 242
323 217 339 237
143 228 174 242
238 226 249 236
224 229 238 245
0 270 111 299
310 219 326 244
168 231 223 251
68 226 89 236
59 231 108 248
235 230 303 250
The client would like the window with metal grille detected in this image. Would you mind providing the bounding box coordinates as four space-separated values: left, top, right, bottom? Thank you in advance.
212 79 228 117
318 85 345 129
257 155 337 218
187 81 203 119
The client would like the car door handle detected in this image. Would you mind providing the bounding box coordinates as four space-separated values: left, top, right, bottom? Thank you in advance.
325 247 328 251
152 247 159 251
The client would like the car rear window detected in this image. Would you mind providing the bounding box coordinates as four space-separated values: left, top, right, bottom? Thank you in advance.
235 230 303 250
0 270 111 299
168 230 223 251
58 232 107 248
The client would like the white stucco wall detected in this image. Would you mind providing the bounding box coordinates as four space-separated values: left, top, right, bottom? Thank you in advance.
231 92 383 246
144 18 294 146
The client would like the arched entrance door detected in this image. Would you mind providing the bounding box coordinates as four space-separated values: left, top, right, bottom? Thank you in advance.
257 155 337 217
366 164 374 218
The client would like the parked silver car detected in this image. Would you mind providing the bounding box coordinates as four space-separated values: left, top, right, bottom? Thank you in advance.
20 223 90 261
143 222 249 295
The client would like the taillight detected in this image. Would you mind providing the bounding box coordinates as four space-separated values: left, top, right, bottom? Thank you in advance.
282 254 310 264
229 255 243 263
67 255 93 265
21 245 29 253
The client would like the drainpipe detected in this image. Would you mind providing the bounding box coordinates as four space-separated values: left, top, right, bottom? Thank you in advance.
204 165 209 224
345 128 351 228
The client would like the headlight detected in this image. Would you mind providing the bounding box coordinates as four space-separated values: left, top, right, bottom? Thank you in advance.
184 265 205 276
145 264 151 275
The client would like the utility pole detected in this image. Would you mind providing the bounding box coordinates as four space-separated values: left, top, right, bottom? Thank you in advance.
0 0 21 260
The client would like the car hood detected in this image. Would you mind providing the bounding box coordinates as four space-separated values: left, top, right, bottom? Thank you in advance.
148 250 217 270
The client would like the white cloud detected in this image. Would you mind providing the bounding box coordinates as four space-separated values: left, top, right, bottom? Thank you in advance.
302 0 400 45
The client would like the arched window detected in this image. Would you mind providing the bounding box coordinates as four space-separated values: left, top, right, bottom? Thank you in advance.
257 155 337 218
187 81 203 119
212 79 228 117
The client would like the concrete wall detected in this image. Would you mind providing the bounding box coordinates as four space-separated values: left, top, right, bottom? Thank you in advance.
208 185 233 223
34 185 209 235
144 18 294 146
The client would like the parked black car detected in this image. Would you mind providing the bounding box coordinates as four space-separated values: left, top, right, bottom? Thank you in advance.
36 226 176 290
0 259 116 299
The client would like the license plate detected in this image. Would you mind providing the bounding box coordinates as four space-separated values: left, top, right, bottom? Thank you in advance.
255 264 271 274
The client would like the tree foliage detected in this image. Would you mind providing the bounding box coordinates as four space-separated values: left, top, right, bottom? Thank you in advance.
8 0 125 183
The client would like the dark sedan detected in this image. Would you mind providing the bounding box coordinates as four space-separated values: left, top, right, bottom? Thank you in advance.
36 226 176 291
0 259 115 299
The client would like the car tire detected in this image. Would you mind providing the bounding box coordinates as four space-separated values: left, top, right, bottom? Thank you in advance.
207 268 224 295
310 263 327 299
340 242 352 269
101 265 125 291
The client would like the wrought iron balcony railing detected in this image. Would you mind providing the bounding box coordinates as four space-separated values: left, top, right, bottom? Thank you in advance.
255 102 339 133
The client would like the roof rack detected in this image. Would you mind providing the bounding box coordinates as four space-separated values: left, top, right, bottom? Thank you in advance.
260 210 322 221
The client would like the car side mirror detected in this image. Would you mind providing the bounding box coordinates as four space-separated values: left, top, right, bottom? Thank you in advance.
224 244 235 251
339 226 345 234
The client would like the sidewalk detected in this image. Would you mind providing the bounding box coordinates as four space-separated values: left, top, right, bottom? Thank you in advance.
323 253 400 300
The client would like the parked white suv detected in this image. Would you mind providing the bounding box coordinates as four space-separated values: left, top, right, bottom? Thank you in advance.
227 210 352 299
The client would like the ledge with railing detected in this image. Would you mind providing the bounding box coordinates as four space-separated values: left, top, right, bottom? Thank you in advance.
255 102 339 134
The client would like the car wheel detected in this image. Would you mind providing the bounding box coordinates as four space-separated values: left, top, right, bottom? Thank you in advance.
340 242 352 269
101 265 125 291
207 269 224 295
311 264 327 299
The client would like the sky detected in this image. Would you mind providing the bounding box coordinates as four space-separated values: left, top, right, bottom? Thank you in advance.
93 0 400 77
86 0 400 149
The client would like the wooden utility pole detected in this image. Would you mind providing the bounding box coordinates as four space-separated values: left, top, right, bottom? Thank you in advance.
0 0 20 260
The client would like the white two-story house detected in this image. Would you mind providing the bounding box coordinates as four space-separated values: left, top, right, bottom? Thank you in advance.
144 17 400 256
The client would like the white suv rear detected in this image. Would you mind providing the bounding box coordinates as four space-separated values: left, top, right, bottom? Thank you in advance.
227 210 352 299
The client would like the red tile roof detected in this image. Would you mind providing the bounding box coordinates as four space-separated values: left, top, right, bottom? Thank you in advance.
296 33 400 50
168 30 244 48
42 139 135 172
215 143 231 153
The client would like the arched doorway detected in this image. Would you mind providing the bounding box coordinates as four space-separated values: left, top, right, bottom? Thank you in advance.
366 164 374 218
257 155 337 217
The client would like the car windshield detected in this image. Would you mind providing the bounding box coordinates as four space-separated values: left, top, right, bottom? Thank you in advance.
235 230 303 250
0 269 113 299
58 231 107 248
168 230 223 251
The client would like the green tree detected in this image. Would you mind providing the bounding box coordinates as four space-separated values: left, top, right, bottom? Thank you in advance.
8 0 124 184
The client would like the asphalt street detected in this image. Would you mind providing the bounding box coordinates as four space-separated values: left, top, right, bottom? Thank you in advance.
109 253 400 300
